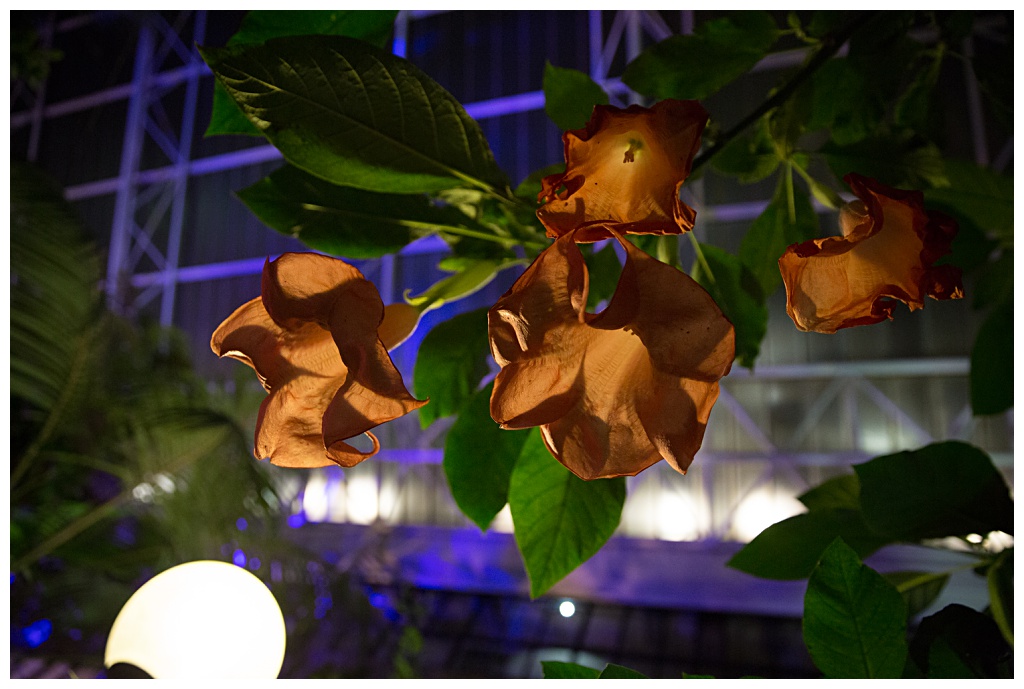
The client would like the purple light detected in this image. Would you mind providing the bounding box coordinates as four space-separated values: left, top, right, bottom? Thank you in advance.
24 619 52 648
287 513 305 529
232 549 247 567
236 517 248 531
248 557 262 571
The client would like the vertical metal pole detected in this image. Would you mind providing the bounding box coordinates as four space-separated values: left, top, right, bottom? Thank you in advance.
107 23 154 312
392 10 409 57
27 12 56 162
625 11 643 105
962 37 990 167
158 10 206 327
588 10 604 81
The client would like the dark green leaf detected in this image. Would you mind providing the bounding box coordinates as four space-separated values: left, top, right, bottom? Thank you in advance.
201 35 508 194
583 242 622 310
405 258 523 315
542 661 601 679
986 547 1013 646
443 382 529 531
939 215 998 274
727 509 890 580
738 174 819 298
970 298 1013 416
972 250 1012 310
804 539 908 678
236 164 464 258
936 11 974 45
855 441 1014 540
599 664 648 679
923 160 1013 247
971 31 1012 125
883 570 950 618
806 11 852 38
414 308 491 428
798 473 860 512
909 604 1013 678
514 163 565 201
893 45 944 131
682 673 717 679
543 62 609 131
806 58 881 146
509 430 626 598
822 134 948 189
711 116 780 184
622 12 778 100
691 243 767 369
206 10 398 137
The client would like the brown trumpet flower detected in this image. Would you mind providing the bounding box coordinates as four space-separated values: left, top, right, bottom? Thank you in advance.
537 99 708 243
488 229 735 480
779 174 963 334
211 253 426 468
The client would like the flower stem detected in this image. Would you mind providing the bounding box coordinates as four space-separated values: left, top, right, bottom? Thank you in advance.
686 232 716 287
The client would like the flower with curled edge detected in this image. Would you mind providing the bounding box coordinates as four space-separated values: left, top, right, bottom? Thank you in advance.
488 229 735 480
537 99 708 243
211 253 426 468
778 174 963 334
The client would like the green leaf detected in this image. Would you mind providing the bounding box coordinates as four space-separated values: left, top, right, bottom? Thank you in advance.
414 308 491 428
509 430 626 598
206 10 398 137
727 509 890 580
599 664 648 679
738 173 819 298
803 539 908 678
970 298 1013 416
909 604 1013 678
514 163 565 201
201 35 508 194
883 570 950 618
541 661 601 679
923 160 1013 248
622 12 779 100
691 243 768 369
822 134 948 189
543 62 609 131
583 242 622 310
986 547 1013 646
806 58 881 146
797 473 860 512
405 258 523 315
971 251 1012 310
443 383 529 531
854 441 1014 541
710 116 780 184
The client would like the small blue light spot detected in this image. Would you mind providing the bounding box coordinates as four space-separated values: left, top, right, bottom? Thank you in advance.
68 628 82 641
24 619 52 648
287 513 305 529
10 573 15 584
248 557 262 571
236 517 248 531
233 549 247 567
368 592 389 609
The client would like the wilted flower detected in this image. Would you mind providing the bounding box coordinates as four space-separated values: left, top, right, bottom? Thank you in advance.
779 173 963 334
211 253 426 468
488 229 735 480
537 99 708 242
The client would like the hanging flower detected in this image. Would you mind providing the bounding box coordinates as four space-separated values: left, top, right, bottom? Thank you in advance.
488 229 735 480
779 174 963 334
537 99 708 242
211 253 426 468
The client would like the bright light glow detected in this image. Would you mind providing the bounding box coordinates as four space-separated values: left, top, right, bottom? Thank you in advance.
965 533 984 544
656 490 702 541
104 560 286 679
302 471 329 523
559 600 576 618
491 505 514 533
346 473 379 525
732 488 805 543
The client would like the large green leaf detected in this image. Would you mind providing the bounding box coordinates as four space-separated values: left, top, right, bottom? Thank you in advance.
710 116 780 184
541 661 601 679
237 164 489 258
803 539 908 678
599 664 648 679
738 173 819 298
908 604 1013 678
822 134 948 189
509 430 626 598
924 160 1013 249
855 441 1014 541
543 62 609 131
206 10 398 137
727 509 889 580
797 473 861 512
970 298 1013 416
806 58 881 146
622 12 779 100
201 35 509 194
414 308 491 428
986 547 1013 646
883 570 950 619
691 243 767 369
443 383 529 531
404 258 524 315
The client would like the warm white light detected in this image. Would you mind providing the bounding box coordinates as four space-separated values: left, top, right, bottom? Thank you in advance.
965 533 984 544
491 505 515 533
346 473 379 524
656 490 702 541
302 470 329 523
105 560 286 679
732 489 805 543
559 600 576 618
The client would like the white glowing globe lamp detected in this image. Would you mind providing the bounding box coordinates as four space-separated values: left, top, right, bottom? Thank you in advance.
105 560 286 679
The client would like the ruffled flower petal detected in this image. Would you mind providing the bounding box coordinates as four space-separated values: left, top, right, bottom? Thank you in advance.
779 173 963 334
211 253 426 469
489 230 734 480
537 99 708 243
